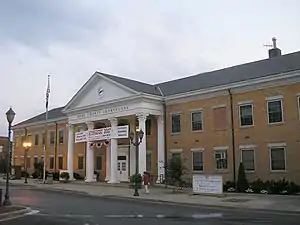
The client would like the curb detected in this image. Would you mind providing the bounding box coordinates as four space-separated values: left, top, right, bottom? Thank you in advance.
0 206 31 220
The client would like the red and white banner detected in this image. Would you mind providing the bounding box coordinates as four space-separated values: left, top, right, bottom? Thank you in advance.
75 125 129 143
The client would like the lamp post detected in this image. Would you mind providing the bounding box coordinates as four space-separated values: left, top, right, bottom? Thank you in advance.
23 142 32 184
3 107 15 206
129 129 144 196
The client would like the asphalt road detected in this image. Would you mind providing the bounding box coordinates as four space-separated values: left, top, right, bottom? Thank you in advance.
2 186 300 225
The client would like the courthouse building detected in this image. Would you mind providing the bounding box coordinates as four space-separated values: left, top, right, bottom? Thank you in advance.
12 44 300 184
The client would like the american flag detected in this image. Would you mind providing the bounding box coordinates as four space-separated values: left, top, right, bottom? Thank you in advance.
45 74 50 109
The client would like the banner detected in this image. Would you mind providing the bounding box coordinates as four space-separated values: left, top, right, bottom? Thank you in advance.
75 125 129 143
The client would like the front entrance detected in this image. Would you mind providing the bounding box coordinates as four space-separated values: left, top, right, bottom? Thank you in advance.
117 155 128 182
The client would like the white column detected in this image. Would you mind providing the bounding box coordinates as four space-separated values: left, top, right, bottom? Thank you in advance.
129 118 136 176
105 143 111 181
137 113 148 175
67 124 74 180
156 115 165 183
85 122 96 182
108 118 119 183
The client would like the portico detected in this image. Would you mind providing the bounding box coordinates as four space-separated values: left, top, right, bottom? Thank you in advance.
62 72 165 183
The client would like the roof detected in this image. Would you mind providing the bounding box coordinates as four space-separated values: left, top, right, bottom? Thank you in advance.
14 107 66 128
13 50 300 128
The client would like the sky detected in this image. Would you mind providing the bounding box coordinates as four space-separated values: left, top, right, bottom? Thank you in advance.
0 0 299 136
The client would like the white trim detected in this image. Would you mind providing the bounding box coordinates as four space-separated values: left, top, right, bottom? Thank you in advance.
213 146 228 151
190 110 204 132
237 100 253 105
190 108 203 112
170 149 182 153
49 155 54 157
58 154 63 157
190 148 204 152
13 117 68 130
212 104 227 109
265 95 283 101
34 155 38 157
240 148 256 172
191 150 204 172
267 98 284 124
78 153 84 156
239 144 257 149
169 111 182 115
238 103 254 127
269 146 287 172
267 142 286 148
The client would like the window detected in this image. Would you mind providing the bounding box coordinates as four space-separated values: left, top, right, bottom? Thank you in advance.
78 156 84 170
59 130 64 144
146 153 152 171
171 114 181 133
213 106 228 130
41 156 44 162
146 119 152 135
96 155 102 170
42 133 45 145
191 111 203 131
192 150 203 171
34 157 38 166
297 96 300 120
241 149 255 171
171 152 181 161
26 157 31 169
270 147 286 171
49 157 54 169
267 99 283 124
239 104 253 126
50 131 55 145
34 134 39 146
214 149 228 170
58 156 63 169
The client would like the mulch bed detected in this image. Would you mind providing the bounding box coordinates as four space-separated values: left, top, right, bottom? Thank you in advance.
0 206 24 214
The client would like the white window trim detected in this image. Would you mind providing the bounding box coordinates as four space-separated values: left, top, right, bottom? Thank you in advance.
213 147 228 170
191 150 204 172
267 98 284 125
170 113 181 134
240 148 256 172
267 142 286 148
170 149 182 153
213 146 228 151
212 104 227 109
269 146 287 172
238 103 254 127
190 110 204 132
58 129 64 144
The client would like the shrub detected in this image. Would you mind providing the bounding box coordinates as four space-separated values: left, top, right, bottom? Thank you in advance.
236 163 248 192
223 181 235 191
60 172 70 182
21 171 29 178
129 173 142 189
53 172 60 181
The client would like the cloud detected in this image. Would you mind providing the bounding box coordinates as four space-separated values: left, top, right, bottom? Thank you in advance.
0 0 299 135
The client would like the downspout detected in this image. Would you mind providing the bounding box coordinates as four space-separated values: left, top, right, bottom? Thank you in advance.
228 89 237 185
54 122 58 173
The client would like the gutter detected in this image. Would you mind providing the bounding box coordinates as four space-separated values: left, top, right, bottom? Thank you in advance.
228 89 237 185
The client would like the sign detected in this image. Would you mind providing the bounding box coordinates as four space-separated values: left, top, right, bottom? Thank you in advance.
75 125 129 143
192 174 223 195
75 106 129 120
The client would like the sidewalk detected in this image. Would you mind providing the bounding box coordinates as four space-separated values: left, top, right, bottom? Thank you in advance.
0 205 31 222
3 178 300 213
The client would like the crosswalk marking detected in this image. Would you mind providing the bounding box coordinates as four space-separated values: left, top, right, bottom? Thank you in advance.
104 213 223 219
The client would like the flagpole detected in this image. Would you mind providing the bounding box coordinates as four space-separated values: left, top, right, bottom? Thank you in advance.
43 74 50 184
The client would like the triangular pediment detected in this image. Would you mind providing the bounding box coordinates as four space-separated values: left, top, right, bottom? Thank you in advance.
64 72 138 111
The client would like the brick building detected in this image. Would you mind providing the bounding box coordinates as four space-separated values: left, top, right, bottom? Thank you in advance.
12 43 300 184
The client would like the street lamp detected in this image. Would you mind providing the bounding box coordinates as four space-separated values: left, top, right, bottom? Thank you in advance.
23 142 32 184
3 107 15 206
129 129 144 196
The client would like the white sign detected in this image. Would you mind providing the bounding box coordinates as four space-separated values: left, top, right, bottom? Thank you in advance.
75 106 129 120
192 174 223 195
75 125 129 143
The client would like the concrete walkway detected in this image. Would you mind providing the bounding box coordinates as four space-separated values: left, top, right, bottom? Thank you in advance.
3 178 300 212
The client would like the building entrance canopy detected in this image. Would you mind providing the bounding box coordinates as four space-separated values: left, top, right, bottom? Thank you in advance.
75 125 129 143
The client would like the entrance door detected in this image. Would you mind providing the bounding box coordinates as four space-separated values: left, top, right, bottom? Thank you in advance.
117 155 128 182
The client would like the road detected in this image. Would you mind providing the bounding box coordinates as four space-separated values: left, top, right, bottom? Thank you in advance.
2 186 300 225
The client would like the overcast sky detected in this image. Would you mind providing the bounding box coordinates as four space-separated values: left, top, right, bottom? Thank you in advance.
0 0 299 136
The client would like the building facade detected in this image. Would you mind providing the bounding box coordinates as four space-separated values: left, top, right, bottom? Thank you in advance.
12 48 300 185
